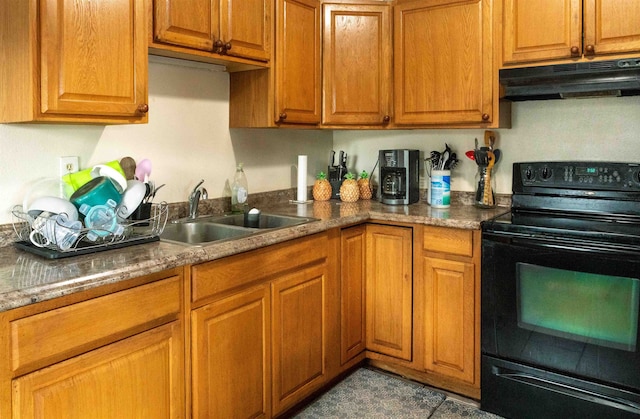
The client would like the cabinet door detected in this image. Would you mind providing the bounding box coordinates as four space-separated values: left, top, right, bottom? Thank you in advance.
421 257 476 384
154 0 217 50
322 3 391 126
12 322 183 419
502 0 582 64
274 0 321 125
39 0 148 118
220 0 271 62
271 264 327 414
583 0 640 57
340 225 366 365
192 285 270 419
365 224 413 361
394 0 493 125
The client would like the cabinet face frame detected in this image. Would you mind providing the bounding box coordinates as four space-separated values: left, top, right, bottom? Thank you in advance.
340 225 367 364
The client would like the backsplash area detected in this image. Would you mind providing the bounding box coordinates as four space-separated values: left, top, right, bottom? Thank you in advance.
1 58 638 225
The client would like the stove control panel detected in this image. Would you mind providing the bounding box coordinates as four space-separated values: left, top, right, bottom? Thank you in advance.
516 161 640 191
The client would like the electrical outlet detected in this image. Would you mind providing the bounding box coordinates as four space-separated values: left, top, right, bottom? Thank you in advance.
59 156 79 177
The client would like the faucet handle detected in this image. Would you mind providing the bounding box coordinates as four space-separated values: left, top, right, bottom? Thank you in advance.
192 179 205 195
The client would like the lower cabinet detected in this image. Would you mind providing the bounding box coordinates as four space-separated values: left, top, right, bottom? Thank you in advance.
415 225 481 398
365 223 413 361
1 269 185 419
189 231 340 418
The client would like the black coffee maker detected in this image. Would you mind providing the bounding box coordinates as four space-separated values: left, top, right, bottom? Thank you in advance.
379 149 420 205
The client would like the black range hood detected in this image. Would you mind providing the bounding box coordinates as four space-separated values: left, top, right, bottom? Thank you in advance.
500 57 640 101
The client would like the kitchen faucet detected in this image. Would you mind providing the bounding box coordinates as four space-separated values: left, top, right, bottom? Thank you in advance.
188 179 208 219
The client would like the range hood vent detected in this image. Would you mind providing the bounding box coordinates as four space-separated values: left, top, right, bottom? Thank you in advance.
500 58 640 101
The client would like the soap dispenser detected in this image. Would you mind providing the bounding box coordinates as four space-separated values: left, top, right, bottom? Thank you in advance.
231 163 248 213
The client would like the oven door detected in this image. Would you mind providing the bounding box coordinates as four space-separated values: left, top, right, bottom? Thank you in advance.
482 231 640 392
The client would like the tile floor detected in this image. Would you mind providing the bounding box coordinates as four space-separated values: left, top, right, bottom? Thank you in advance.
293 367 504 418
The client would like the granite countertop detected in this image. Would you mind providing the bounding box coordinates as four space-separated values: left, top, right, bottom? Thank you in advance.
0 198 509 313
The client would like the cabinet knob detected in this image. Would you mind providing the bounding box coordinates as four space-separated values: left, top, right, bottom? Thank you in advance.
382 115 390 123
276 112 287 123
585 44 595 55
482 113 490 121
136 104 149 114
214 40 223 48
570 46 580 56
224 42 232 51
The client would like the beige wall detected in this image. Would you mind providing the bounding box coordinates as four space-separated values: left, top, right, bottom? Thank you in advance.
1 56 639 225
0 58 333 224
333 96 640 195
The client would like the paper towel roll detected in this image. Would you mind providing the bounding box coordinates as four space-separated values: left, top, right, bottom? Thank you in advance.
297 155 308 202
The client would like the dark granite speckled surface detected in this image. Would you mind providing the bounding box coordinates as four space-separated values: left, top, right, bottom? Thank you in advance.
0 190 509 313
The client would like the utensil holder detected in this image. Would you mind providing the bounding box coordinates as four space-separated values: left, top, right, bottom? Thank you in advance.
475 166 496 208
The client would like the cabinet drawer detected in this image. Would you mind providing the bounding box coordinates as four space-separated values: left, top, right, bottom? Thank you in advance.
10 275 181 374
192 233 328 305
423 226 473 257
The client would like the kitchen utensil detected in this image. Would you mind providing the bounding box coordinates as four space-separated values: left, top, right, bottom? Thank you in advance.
135 158 152 182
70 176 122 211
465 150 475 161
27 196 79 221
119 157 137 180
149 183 166 202
90 164 127 193
484 130 496 149
117 180 146 219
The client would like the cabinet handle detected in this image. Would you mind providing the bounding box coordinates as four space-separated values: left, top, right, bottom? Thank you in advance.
570 46 580 56
224 42 232 51
214 40 224 54
585 44 595 55
136 104 149 114
276 112 287 123
482 113 490 121
382 115 390 123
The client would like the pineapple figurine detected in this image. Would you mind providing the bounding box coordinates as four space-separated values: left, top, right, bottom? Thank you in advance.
358 170 373 200
312 171 332 201
339 172 360 202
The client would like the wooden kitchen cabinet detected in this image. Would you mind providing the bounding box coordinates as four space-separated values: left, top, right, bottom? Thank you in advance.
365 224 413 361
0 0 149 124
501 0 640 66
229 0 321 127
0 269 185 418
191 284 271 418
189 231 339 418
340 225 367 365
414 225 481 399
394 0 498 127
152 0 271 63
322 2 392 127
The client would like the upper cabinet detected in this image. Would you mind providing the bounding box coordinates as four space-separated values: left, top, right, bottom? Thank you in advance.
152 0 272 65
0 0 149 124
501 0 640 66
322 2 392 127
394 0 500 127
229 0 321 127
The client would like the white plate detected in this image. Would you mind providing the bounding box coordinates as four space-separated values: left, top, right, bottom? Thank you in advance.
117 180 146 219
91 164 127 193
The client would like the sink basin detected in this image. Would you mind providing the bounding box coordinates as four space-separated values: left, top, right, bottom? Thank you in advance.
160 222 253 246
205 212 315 229
160 212 317 246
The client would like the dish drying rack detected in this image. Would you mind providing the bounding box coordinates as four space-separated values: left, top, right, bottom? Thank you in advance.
12 202 168 259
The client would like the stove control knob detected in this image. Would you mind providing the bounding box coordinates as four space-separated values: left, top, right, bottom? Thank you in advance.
524 167 534 181
541 166 552 180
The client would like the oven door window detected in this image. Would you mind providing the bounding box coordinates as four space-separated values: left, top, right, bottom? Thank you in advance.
517 263 639 352
482 238 640 391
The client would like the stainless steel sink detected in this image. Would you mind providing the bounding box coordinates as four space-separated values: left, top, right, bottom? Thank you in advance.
160 222 254 246
204 212 315 229
160 212 316 246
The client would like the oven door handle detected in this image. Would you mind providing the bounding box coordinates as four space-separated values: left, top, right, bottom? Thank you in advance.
493 368 640 413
